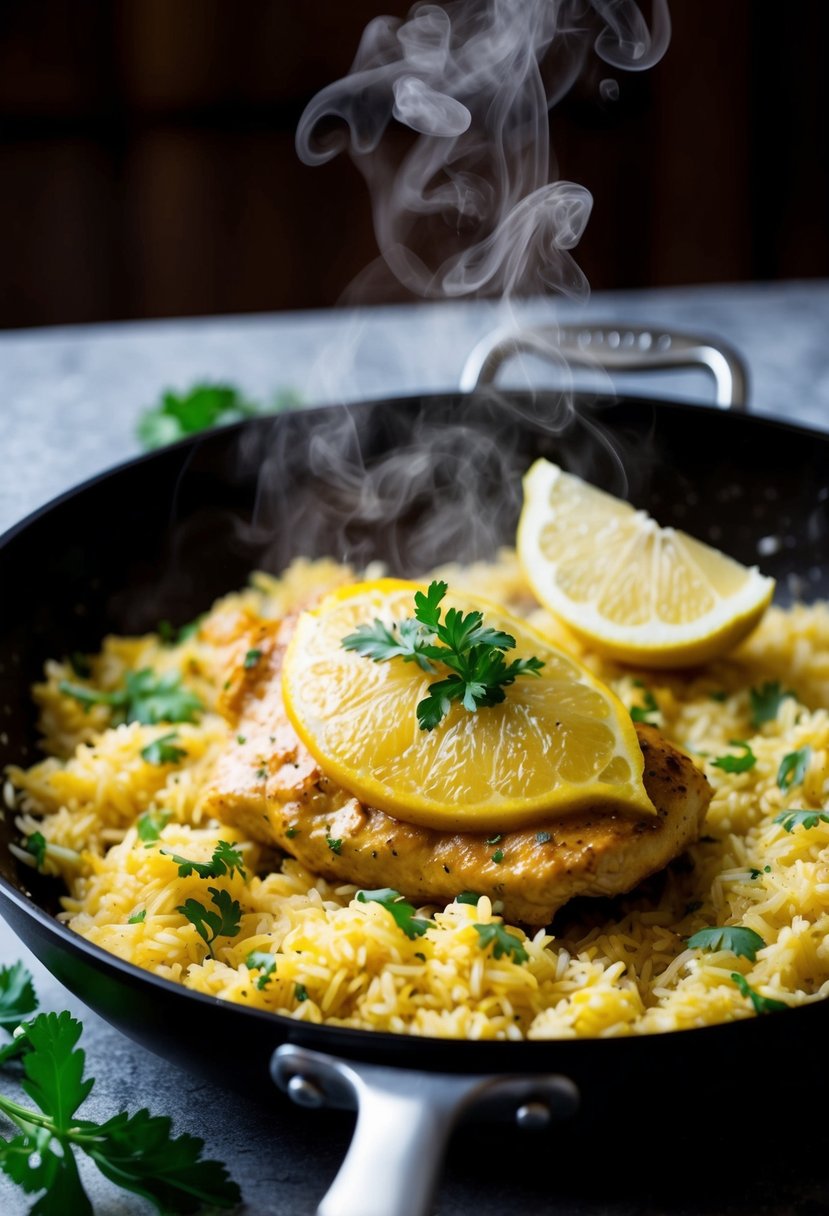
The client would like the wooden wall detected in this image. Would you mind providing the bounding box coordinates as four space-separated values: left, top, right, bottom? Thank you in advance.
0 0 826 328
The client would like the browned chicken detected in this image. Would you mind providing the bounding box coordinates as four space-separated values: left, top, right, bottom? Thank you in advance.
200 615 712 925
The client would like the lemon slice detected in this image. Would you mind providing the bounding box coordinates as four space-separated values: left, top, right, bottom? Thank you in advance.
518 458 775 668
281 579 655 831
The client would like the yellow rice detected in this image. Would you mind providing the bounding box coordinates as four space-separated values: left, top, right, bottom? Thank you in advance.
6 552 829 1040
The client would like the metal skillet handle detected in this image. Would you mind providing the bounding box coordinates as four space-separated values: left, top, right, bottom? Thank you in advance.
273 1043 579 1216
459 323 750 410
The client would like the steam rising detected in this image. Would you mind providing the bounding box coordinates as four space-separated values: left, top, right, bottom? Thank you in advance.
297 0 670 302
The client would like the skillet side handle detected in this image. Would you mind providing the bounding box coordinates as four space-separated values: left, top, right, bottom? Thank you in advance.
272 1044 579 1216
459 323 749 410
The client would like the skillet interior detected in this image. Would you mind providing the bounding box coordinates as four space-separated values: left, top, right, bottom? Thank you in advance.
0 389 827 1121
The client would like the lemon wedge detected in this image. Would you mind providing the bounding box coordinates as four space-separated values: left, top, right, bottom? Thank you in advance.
518 459 775 668
281 579 656 831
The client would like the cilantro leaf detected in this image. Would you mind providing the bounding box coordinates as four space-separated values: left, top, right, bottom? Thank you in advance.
0 962 37 1031
140 731 187 766
0 970 240 1214
177 887 241 956
327 836 343 855
161 840 246 881
710 740 757 773
24 831 47 870
773 808 829 833
246 951 277 990
730 972 787 1015
473 923 529 964
21 1013 94 1131
84 1107 240 1212
749 680 795 728
137 808 171 843
357 888 432 939
59 669 202 726
136 383 259 451
686 925 765 961
777 745 812 791
343 581 544 731
630 684 660 724
455 891 481 906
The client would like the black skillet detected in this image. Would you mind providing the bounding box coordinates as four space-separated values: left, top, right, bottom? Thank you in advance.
0 325 827 1216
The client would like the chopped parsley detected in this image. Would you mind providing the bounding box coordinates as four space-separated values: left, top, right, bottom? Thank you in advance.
140 731 187 766
23 831 47 870
749 865 772 879
236 734 247 745
491 849 504 864
246 951 277 990
749 680 795 728
777 745 812 791
710 740 757 774
59 668 203 726
137 808 171 843
294 984 309 1003
686 925 765 961
473 923 529 964
630 682 660 724
773 808 829 834
161 841 247 881
177 888 241 957
243 648 263 670
485 834 502 845
730 972 787 1015
342 580 544 731
127 909 146 924
455 891 481 906
285 827 299 839
357 888 432 939
326 836 343 855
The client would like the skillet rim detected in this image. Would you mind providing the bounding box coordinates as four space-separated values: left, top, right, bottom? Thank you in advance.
1 387 828 1071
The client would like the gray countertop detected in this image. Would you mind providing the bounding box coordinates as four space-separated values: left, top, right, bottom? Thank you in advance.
1 279 828 1215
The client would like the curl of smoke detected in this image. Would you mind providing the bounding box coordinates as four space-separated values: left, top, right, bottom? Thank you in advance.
296 0 671 302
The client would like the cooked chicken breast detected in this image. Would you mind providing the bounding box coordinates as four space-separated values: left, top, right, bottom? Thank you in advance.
200 615 712 925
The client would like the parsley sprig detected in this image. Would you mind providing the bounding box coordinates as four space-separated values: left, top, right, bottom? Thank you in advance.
687 925 765 961
342 581 544 730
0 963 239 1212
59 669 203 726
473 923 529 964
356 889 432 939
177 888 242 957
161 841 247 882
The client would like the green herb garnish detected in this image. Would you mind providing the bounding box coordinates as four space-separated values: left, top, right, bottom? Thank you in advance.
455 891 481 906
128 910 146 924
342 580 544 731
630 682 660 724
473 923 529 964
135 382 300 450
491 849 504 864
777 745 812 791
0 963 37 1031
357 888 432 939
246 951 277 990
59 669 203 726
162 841 247 881
177 888 241 957
140 731 187 766
327 836 343 855
536 831 552 844
749 680 795 728
0 997 239 1212
773 808 829 834
243 649 263 670
137 808 171 843
285 827 299 839
686 925 765 961
749 865 772 879
710 740 757 774
24 832 47 870
730 972 787 1015
294 984 309 1003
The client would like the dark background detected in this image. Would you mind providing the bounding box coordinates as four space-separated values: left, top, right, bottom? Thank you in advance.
1 0 827 330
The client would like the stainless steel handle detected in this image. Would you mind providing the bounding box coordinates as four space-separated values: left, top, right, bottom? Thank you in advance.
272 1043 579 1216
459 323 749 410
